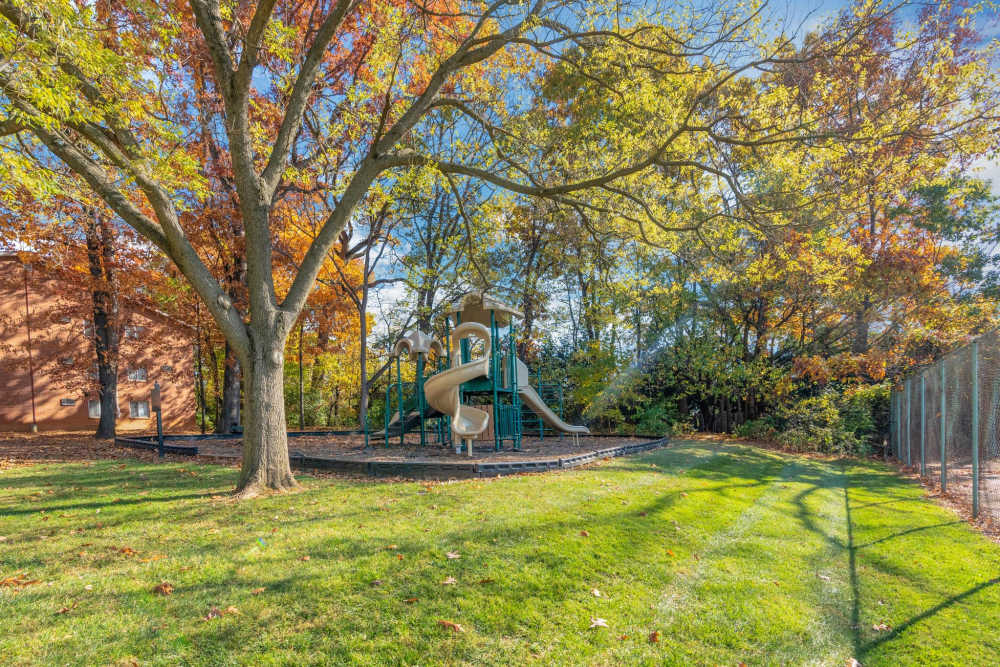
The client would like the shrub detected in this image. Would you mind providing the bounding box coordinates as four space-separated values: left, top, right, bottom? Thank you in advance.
634 399 679 436
775 393 867 455
734 418 778 442
838 383 890 447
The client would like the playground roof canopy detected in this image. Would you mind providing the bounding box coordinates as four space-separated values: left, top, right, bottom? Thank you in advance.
448 291 523 327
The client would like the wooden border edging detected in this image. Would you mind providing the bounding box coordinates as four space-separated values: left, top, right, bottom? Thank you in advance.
289 437 670 480
114 434 670 480
114 436 200 456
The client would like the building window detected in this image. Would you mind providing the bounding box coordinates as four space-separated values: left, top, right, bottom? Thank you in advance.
127 367 148 382
83 320 94 338
129 400 150 419
88 400 101 418
60 398 76 407
161 364 174 372
60 357 74 366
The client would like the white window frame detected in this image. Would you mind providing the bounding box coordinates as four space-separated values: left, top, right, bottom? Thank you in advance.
88 399 101 419
129 400 150 419
127 367 148 382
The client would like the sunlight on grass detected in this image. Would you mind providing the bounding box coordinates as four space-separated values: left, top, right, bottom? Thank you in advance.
2 442 999 665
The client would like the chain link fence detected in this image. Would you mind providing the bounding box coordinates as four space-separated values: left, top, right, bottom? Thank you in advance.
889 329 1000 523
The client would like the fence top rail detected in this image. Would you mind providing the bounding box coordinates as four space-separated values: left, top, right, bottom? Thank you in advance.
892 327 999 390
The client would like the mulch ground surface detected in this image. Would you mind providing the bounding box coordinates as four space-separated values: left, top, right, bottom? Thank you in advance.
0 432 217 468
1 431 655 467
174 433 651 463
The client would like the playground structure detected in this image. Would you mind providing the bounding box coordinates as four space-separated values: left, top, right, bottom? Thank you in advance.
375 292 588 453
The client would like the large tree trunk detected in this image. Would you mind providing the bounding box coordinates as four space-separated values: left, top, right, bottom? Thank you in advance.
85 211 120 439
851 298 871 354
235 336 295 497
216 342 241 433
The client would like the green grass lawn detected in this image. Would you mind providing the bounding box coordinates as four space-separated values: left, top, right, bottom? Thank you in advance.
2 440 998 666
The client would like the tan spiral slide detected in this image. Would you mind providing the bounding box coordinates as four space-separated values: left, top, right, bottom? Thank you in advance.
423 322 493 455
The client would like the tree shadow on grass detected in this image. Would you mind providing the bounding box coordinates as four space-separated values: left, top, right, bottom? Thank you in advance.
784 456 997 661
1 491 222 516
4 441 794 659
860 576 1000 654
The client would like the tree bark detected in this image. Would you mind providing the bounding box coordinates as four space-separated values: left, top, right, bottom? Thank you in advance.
217 342 242 433
84 211 120 439
358 303 369 430
235 336 294 497
851 299 871 354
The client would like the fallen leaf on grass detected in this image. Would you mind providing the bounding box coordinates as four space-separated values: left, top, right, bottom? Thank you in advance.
84 584 93 591
638 512 648 517
666 549 675 557
299 555 310 561
590 617 609 628
56 602 78 614
648 630 660 643
476 578 495 585
446 551 460 559
0 574 41 589
203 606 240 621
153 582 173 596
438 619 465 633
403 597 419 604
139 555 166 563
873 623 891 632
396 554 404 560
370 579 383 587
251 587 266 595
846 659 861 667
579 530 590 537
442 576 457 585
591 588 602 597
818 574 831 582
386 544 398 550
620 634 628 640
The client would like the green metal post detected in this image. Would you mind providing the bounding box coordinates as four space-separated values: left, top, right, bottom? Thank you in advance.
510 317 521 451
384 379 391 448
490 310 500 451
972 341 980 519
905 380 911 466
537 366 544 441
417 352 426 447
396 355 404 447
940 361 947 491
920 374 926 477
885 389 899 460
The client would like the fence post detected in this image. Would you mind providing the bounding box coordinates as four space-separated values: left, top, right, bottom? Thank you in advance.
972 341 980 519
905 379 912 467
889 390 895 459
899 386 905 460
940 360 947 492
920 374 926 477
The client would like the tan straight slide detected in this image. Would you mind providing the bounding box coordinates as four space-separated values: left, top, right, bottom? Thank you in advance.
423 322 493 454
514 359 589 434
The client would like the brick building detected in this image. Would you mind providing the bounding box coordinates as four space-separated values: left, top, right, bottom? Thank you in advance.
0 254 197 432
